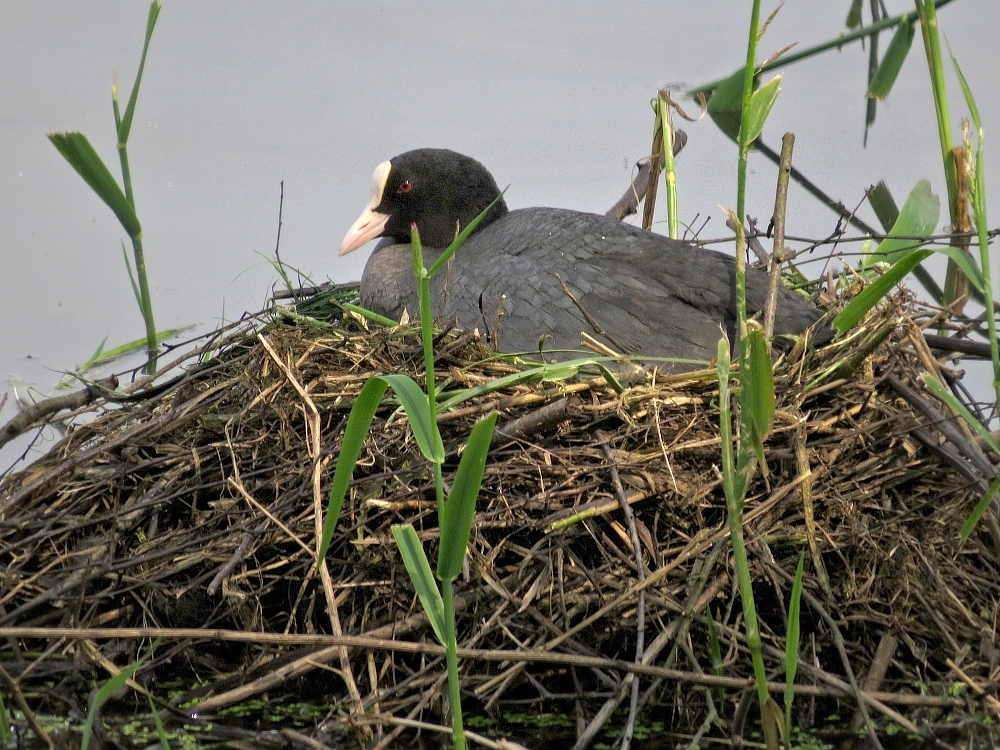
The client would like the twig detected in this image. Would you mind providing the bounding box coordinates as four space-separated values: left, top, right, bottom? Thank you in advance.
764 132 795 343
0 375 118 450
598 432 646 750
491 397 581 446
0 662 55 749
0 626 969 707
851 633 899 730
606 157 652 221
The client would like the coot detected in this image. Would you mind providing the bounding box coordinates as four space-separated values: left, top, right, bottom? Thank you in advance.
340 149 828 368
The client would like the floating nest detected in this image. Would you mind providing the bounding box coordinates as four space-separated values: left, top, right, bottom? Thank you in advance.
1 283 998 749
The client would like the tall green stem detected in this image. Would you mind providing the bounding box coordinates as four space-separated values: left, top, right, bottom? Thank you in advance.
916 0 965 310
413 228 447 509
442 581 466 750
130 236 158 369
916 0 957 221
657 93 679 240
971 152 1000 412
688 0 956 97
734 0 762 343
717 340 770 713
113 86 157 369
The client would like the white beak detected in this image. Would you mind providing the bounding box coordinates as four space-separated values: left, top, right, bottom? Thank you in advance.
339 160 392 256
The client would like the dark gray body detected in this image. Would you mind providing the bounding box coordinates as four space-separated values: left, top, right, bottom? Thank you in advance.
361 207 828 367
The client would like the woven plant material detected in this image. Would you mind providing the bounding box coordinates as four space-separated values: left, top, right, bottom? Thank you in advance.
0 288 997 746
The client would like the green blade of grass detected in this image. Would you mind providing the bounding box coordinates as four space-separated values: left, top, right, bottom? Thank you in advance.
0 690 8 744
930 246 985 293
784 553 805 741
392 524 446 643
435 357 603 412
341 302 401 328
867 20 915 100
949 45 983 132
319 373 446 565
836 242 982 335
48 132 142 238
836 180 945 334
949 42 1000 412
380 373 445 463
835 249 931 333
437 413 497 581
706 610 725 707
117 1 161 145
146 695 170 750
960 475 1000 541
121 240 143 308
318 377 390 564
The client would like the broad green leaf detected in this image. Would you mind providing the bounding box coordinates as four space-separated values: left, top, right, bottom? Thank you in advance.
437 413 498 581
739 327 775 467
48 132 142 238
742 75 782 144
845 0 863 29
867 180 900 232
838 180 944 333
118 1 161 145
392 524 446 643
834 249 931 333
707 66 751 142
784 553 805 741
862 180 940 268
318 377 390 564
379 373 444 463
867 21 915 100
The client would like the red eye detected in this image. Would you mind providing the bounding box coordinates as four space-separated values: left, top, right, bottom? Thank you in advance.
399 180 412 193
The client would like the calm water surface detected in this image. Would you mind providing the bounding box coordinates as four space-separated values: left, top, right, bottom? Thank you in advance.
1 1 998 467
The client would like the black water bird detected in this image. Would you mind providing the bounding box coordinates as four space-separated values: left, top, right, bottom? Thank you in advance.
340 148 829 369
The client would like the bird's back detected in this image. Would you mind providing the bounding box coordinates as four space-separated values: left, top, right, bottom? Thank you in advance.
361 207 827 366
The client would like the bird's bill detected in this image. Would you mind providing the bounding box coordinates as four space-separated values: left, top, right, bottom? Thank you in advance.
339 160 392 255
339 207 390 255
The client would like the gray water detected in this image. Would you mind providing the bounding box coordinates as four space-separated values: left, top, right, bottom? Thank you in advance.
2 0 998 467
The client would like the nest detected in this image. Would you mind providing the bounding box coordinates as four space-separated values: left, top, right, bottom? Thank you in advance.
1 287 998 749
